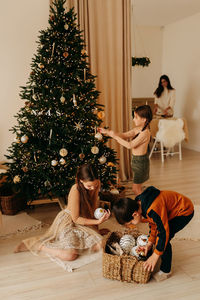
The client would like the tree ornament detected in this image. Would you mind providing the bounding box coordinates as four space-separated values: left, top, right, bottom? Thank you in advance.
64 24 68 30
94 208 105 219
38 63 44 69
81 49 87 55
119 235 136 253
110 188 119 195
91 146 99 154
74 122 83 131
22 166 28 172
13 175 21 184
14 137 20 144
51 160 58 166
59 148 68 157
95 132 103 141
99 156 107 164
32 94 37 100
107 162 115 167
79 153 85 159
97 111 105 119
59 158 66 165
63 52 69 58
21 135 29 143
44 180 51 187
60 96 65 103
130 246 140 258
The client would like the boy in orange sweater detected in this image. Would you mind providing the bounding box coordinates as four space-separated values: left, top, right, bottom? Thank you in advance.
113 186 194 281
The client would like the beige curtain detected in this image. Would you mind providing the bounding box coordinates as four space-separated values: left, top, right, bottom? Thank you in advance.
50 0 132 181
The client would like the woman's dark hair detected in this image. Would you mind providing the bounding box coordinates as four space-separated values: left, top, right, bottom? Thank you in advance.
76 164 99 218
154 74 174 98
133 105 153 140
112 198 139 225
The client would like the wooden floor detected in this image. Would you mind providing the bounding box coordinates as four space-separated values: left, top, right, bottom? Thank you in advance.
0 148 200 300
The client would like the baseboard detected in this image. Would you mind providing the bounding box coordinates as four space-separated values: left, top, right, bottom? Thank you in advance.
183 143 200 152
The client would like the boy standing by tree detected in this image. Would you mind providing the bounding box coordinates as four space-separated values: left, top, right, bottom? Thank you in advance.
113 186 194 281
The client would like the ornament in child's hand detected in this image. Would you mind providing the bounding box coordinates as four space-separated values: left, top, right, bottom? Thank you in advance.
94 208 105 219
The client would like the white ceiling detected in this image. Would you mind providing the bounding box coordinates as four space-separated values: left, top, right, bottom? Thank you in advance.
132 0 200 26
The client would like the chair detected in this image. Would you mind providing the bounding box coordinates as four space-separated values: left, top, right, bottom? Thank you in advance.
149 119 185 163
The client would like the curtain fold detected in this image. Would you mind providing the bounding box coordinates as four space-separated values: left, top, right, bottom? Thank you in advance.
50 0 132 181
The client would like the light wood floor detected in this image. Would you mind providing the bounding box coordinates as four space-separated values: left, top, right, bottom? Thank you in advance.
0 148 200 300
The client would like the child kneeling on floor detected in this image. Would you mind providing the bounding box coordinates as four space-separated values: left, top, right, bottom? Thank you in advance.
112 186 194 282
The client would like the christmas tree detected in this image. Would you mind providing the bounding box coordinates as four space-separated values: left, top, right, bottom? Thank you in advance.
4 0 117 201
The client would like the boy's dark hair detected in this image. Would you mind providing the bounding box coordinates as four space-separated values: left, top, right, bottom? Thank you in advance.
112 197 139 225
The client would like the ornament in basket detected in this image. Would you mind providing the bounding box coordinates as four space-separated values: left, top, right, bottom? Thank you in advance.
102 230 152 284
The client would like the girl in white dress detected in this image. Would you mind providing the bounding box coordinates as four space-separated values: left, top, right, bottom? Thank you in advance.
14 164 110 264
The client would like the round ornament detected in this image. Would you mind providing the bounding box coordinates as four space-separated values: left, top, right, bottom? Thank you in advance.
59 148 68 157
95 132 103 141
51 160 58 167
130 246 140 258
13 175 21 184
94 208 105 219
107 162 115 167
79 153 85 159
99 156 107 164
97 111 105 119
60 96 65 103
59 158 66 165
81 49 87 55
119 235 136 253
110 188 119 195
137 234 148 247
91 146 99 154
64 24 68 30
21 135 29 144
63 52 69 58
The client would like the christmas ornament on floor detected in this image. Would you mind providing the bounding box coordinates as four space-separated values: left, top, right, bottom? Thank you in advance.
2 0 117 201
94 208 105 219
119 234 136 253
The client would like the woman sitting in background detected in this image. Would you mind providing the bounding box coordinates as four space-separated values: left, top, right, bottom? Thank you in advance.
153 75 175 117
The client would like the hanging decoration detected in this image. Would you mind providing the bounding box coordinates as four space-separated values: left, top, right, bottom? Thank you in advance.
132 57 151 67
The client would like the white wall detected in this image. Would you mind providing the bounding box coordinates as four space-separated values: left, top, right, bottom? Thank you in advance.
162 12 200 151
0 0 49 161
131 26 163 98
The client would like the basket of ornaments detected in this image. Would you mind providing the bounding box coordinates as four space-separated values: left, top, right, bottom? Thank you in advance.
102 230 152 283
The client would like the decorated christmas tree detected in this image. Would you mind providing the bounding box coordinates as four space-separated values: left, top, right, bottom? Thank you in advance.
4 0 117 200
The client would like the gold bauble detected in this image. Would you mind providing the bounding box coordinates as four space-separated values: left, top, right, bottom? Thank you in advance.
51 160 58 167
39 63 44 69
59 158 66 165
79 153 85 159
21 135 29 143
95 132 103 141
63 52 69 58
60 96 65 103
107 162 115 167
99 156 107 164
81 49 87 55
91 146 99 154
97 111 105 119
59 148 68 157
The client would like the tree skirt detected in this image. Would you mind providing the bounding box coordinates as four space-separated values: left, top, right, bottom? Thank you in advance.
0 212 42 238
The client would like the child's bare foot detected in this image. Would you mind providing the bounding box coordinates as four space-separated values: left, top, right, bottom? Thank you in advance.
14 242 28 253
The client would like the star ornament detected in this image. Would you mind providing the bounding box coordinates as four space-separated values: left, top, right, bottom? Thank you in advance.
74 122 83 131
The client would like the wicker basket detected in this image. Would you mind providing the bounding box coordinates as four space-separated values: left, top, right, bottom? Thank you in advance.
102 231 151 284
0 193 26 215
